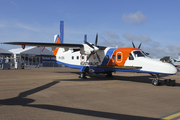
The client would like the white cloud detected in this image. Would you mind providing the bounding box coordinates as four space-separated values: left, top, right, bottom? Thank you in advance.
102 31 119 39
100 32 179 58
122 33 152 42
100 32 129 48
122 11 148 25
10 1 18 6
100 38 128 48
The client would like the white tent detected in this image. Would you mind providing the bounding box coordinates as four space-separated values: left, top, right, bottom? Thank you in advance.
9 46 53 55
9 46 54 68
0 48 12 55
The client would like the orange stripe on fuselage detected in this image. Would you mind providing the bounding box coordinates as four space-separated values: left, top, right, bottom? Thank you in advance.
108 48 141 66
53 37 60 56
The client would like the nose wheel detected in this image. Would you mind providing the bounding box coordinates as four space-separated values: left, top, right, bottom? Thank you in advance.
152 79 161 86
151 74 176 86
151 74 161 86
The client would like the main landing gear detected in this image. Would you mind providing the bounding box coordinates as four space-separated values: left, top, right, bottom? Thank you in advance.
106 72 112 77
79 72 87 79
151 74 161 86
152 78 161 86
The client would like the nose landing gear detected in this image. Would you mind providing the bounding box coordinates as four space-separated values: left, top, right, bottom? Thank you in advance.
151 74 161 86
151 74 176 86
152 78 161 86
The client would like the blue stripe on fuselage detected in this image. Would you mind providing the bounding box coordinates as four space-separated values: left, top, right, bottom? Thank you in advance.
101 48 116 66
56 61 84 70
56 61 174 75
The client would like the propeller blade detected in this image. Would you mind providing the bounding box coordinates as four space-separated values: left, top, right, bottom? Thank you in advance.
86 53 92 61
96 53 101 62
95 33 98 46
92 53 95 63
132 42 135 48
138 43 142 49
84 41 94 49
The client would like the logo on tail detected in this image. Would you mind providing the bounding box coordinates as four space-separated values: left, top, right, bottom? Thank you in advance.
53 35 60 56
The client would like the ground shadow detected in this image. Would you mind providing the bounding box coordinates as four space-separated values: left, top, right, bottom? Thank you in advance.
54 72 180 87
0 80 160 120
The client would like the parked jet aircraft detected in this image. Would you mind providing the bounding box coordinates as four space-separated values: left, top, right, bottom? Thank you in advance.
2 33 177 86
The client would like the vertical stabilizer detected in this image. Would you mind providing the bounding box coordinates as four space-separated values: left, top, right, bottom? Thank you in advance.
60 21 64 44
54 34 60 43
53 35 60 56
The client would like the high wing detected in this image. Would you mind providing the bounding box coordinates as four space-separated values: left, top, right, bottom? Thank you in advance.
2 42 84 48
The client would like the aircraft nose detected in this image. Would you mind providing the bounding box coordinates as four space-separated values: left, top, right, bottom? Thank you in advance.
169 64 178 74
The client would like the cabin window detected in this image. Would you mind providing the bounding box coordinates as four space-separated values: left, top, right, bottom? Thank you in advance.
72 56 74 59
77 56 79 59
82 55 84 60
133 51 145 57
129 53 134 60
118 55 121 59
112 55 115 59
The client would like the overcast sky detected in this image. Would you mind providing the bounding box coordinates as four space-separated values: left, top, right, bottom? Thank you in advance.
0 0 180 58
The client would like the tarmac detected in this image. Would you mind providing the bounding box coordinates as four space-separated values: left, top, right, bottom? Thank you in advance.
0 67 180 120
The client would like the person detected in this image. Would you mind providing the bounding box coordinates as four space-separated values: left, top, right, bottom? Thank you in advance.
1 57 5 69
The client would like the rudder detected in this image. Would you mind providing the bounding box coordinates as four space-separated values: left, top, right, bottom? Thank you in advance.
53 35 60 56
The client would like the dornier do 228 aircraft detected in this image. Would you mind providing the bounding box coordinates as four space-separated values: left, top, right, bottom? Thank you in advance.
2 22 177 86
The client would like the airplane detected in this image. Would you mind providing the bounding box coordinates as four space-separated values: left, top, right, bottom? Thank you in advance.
1 22 178 86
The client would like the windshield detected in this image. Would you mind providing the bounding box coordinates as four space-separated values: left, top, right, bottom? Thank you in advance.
133 51 145 57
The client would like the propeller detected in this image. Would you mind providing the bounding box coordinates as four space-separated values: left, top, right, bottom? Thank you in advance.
84 33 101 63
132 42 142 49
132 42 136 48
131 42 149 55
138 43 142 49
95 33 98 46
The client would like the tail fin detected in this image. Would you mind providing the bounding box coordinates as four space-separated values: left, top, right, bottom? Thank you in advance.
54 34 60 43
53 35 60 56
84 34 87 43
53 21 64 56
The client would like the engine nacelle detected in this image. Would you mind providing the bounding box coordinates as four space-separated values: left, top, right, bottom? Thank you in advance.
80 44 94 55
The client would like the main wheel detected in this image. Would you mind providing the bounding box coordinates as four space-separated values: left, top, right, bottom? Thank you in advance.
106 72 112 77
79 72 87 79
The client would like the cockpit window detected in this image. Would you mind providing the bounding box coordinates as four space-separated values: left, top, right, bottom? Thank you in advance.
129 53 134 60
142 51 149 56
133 51 145 57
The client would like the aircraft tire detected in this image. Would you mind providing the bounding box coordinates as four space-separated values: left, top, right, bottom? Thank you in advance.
152 79 161 86
79 72 87 79
106 72 112 77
